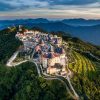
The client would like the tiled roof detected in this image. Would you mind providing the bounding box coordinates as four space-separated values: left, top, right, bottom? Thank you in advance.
55 47 63 54
43 52 59 58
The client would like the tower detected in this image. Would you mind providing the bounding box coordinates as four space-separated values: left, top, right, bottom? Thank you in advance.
19 25 22 32
49 45 54 52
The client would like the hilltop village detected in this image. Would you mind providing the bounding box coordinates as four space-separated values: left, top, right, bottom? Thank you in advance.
16 26 68 76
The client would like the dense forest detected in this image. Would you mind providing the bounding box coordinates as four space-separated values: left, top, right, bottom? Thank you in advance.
0 62 71 100
0 27 22 63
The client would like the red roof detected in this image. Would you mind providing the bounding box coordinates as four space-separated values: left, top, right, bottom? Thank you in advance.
43 52 59 58
35 46 41 52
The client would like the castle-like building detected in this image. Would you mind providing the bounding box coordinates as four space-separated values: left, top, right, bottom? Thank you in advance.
16 27 67 74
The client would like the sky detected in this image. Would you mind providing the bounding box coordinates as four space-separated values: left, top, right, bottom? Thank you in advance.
0 0 100 20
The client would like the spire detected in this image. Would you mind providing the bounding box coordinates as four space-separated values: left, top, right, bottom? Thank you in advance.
54 38 58 44
47 34 51 41
41 39 44 44
39 39 45 47
49 45 54 52
19 25 22 32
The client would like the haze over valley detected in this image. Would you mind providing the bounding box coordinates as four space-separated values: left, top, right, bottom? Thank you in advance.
0 18 100 45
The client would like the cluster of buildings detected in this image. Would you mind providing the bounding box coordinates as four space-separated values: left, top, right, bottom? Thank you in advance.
16 26 68 75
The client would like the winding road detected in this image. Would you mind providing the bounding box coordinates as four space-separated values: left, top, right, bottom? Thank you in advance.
6 51 19 67
6 37 100 100
6 41 79 100
6 50 28 67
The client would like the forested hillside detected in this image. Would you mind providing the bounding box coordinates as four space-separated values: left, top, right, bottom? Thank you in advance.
0 62 71 100
0 27 100 100
0 27 22 63
63 36 100 100
0 28 72 100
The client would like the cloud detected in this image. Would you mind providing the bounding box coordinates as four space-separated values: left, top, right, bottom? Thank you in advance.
0 2 16 11
0 0 100 11
38 0 99 5
0 0 49 11
0 0 100 19
0 6 100 19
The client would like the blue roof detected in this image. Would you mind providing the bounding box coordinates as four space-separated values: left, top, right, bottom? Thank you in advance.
33 52 39 59
46 53 52 58
55 47 63 54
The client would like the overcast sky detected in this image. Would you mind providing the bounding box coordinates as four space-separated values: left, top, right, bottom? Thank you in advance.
0 0 100 20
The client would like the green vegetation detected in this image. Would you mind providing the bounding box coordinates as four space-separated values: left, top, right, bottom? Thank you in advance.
0 62 71 100
0 28 100 100
63 36 100 100
13 54 25 63
69 37 100 58
0 28 22 64
69 51 95 78
0 28 72 100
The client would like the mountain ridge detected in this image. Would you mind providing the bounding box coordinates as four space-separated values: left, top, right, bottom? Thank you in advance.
0 18 100 26
0 18 100 45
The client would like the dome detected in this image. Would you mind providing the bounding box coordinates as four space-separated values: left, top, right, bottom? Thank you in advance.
54 35 57 38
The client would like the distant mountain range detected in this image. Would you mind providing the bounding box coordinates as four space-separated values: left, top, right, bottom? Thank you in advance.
62 18 100 26
0 18 100 45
